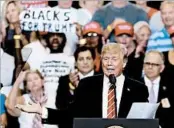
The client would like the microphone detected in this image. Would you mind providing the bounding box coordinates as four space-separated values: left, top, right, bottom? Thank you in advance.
109 74 116 86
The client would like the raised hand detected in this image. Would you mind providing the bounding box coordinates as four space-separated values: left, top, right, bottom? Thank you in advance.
102 37 110 45
15 70 29 85
73 22 83 39
69 69 79 88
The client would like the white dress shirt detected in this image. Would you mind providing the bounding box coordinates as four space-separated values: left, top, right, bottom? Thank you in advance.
144 76 160 103
102 74 125 118
78 70 94 80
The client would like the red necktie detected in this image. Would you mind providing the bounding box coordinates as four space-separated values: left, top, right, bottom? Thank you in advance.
107 86 117 118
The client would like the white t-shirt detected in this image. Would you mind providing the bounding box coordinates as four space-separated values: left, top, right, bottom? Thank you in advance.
38 53 75 109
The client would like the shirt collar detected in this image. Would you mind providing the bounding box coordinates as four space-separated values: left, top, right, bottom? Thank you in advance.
104 73 124 87
144 76 161 85
78 70 94 80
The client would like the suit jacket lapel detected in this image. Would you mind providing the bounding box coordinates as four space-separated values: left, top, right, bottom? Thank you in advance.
157 80 168 102
141 77 168 103
118 77 132 117
91 74 104 117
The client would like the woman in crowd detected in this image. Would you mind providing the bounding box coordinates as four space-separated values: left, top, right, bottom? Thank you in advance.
2 0 30 56
133 21 151 58
6 70 48 128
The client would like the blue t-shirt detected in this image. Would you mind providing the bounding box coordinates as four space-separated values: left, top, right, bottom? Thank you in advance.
92 2 148 42
0 94 6 115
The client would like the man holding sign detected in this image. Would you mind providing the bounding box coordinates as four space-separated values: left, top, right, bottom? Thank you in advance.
20 0 78 55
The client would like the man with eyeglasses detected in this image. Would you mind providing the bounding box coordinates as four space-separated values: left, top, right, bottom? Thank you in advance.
142 50 173 128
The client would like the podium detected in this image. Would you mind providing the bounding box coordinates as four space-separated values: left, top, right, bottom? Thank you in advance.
73 118 159 128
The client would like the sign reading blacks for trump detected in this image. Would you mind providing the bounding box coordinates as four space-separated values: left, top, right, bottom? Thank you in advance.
20 7 77 33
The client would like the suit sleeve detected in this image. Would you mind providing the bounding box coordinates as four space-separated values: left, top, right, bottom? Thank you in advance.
42 107 73 127
73 78 89 117
135 81 149 102
42 76 74 126
140 83 149 102
56 76 74 110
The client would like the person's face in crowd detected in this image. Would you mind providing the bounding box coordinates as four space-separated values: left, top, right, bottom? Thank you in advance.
76 50 94 75
49 34 63 50
26 72 44 92
102 50 124 77
135 26 151 46
85 33 99 48
84 0 100 8
6 2 20 24
116 34 133 48
161 4 174 28
58 0 72 9
144 53 165 81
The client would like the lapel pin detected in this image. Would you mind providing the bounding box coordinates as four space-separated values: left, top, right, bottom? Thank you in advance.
127 88 130 92
162 86 167 91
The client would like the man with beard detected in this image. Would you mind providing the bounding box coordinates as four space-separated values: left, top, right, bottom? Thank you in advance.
21 31 67 70
38 32 75 114
45 32 66 53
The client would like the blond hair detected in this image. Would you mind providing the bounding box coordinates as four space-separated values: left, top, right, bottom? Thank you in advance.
23 70 44 93
24 70 44 81
2 0 23 26
144 50 165 64
160 1 174 10
101 43 124 59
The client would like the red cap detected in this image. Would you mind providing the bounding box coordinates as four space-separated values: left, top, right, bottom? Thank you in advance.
82 21 103 35
115 22 134 37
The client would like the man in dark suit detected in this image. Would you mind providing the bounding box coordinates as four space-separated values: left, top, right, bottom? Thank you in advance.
72 43 148 118
46 43 148 126
142 50 173 128
15 43 148 128
56 46 99 110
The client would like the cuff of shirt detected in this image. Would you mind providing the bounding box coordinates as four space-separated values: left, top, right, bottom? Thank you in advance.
42 107 48 119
